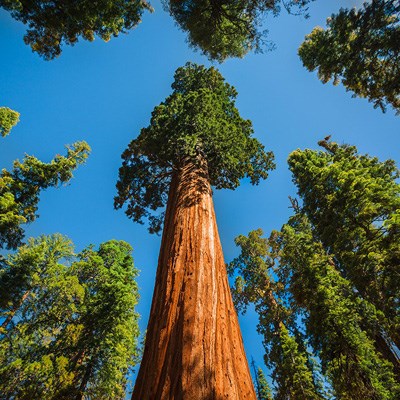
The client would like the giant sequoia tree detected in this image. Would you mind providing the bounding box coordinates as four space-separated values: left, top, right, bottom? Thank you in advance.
115 63 274 399
0 0 152 59
299 0 400 113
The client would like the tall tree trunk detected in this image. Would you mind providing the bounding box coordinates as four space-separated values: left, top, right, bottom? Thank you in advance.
132 159 256 399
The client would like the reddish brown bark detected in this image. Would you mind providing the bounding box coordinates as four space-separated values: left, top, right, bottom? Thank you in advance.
132 160 256 399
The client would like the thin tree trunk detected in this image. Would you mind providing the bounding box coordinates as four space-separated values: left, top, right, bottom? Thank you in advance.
1 290 30 330
132 159 256 399
75 356 94 400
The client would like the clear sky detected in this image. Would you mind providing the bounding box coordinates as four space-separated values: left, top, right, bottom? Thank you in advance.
1 0 398 394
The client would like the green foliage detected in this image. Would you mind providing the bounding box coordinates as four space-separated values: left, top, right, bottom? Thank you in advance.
288 139 400 346
299 0 400 113
278 213 400 399
0 235 141 399
252 363 273 400
0 234 81 399
167 0 313 62
0 107 20 137
115 63 274 233
0 141 90 250
229 229 324 399
0 0 153 60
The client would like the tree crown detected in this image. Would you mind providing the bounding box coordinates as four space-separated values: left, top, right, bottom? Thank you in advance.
115 63 274 233
167 0 313 62
1 0 152 59
288 139 400 340
298 0 400 113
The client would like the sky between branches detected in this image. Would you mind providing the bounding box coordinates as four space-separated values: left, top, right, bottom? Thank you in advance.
0 0 398 393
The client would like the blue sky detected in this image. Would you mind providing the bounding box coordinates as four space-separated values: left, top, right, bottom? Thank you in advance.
1 0 398 393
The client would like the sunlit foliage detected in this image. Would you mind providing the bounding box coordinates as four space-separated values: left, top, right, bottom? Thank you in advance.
299 0 400 113
0 107 20 137
288 139 400 347
0 141 90 249
229 229 325 399
0 236 141 399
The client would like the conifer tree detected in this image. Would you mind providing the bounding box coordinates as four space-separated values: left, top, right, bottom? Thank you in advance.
256 368 273 400
229 229 325 400
251 359 273 400
288 140 400 351
0 107 20 137
67 240 141 400
115 62 274 399
277 213 400 400
0 234 81 398
0 236 140 399
299 0 400 113
0 140 90 250
0 0 152 59
167 0 313 61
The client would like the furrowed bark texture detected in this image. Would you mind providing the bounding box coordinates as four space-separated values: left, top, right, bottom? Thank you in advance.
132 160 256 400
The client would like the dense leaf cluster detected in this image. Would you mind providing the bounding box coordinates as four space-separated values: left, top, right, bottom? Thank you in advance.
0 235 141 399
0 141 90 249
166 0 313 61
115 63 274 233
279 214 399 399
288 140 400 347
0 0 152 59
1 0 313 62
0 107 20 137
299 0 400 113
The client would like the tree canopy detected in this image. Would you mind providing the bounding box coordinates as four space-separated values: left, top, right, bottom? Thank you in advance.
230 137 400 397
299 0 400 113
0 0 153 59
288 139 400 347
0 235 141 399
231 216 400 399
115 63 274 233
0 140 90 249
166 0 313 61
0 107 20 137
278 213 400 399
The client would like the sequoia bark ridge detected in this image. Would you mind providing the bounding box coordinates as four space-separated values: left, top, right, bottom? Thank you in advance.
132 160 256 399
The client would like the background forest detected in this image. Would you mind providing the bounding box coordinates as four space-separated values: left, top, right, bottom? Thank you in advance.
0 0 399 398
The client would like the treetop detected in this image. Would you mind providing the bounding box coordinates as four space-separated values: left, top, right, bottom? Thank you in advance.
115 63 274 233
